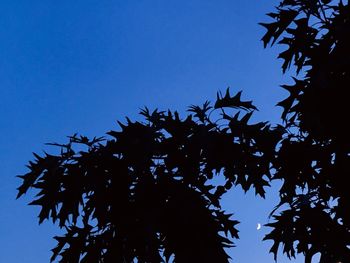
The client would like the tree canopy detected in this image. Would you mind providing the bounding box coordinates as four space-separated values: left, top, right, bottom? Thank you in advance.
17 0 350 262
17 91 282 262
260 0 350 262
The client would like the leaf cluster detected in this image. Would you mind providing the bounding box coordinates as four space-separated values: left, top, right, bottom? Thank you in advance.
261 1 350 262
17 90 282 262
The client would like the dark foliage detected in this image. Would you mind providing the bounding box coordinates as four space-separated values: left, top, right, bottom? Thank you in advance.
17 90 282 262
261 0 350 262
17 0 350 262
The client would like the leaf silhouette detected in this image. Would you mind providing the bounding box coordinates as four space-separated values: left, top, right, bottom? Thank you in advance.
214 89 258 111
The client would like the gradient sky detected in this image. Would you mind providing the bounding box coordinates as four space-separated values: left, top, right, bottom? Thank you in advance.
0 0 309 262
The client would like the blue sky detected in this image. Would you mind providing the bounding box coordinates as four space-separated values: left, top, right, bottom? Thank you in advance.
0 0 308 262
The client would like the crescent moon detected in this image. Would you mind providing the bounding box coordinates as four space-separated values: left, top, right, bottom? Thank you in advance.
257 223 261 230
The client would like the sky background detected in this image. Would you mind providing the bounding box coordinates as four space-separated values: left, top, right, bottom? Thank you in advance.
0 0 312 262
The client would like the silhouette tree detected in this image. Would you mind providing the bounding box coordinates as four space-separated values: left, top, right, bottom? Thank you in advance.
260 0 350 262
17 0 350 262
17 90 282 262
